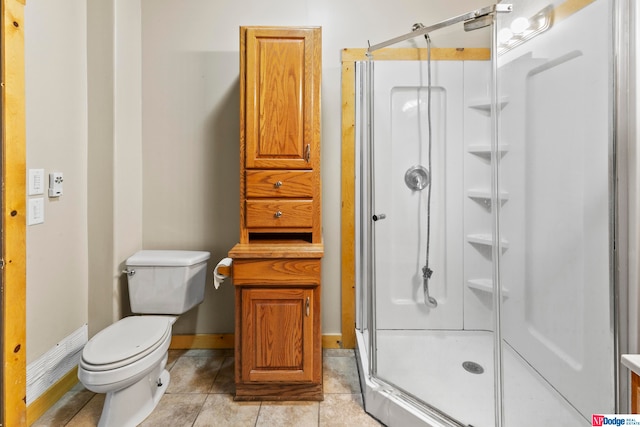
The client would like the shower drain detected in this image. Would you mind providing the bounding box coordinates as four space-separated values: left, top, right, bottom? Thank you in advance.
462 361 484 374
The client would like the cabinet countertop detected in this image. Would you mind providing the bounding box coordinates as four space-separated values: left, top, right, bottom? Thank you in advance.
229 241 324 259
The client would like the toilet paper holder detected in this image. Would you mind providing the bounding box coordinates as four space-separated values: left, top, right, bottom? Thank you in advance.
213 257 233 289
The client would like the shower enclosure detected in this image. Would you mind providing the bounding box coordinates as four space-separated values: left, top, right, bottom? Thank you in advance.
348 1 629 425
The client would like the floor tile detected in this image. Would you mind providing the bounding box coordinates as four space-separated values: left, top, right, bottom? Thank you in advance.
167 349 187 370
30 389 95 427
323 355 361 394
209 356 235 394
193 393 260 427
181 348 234 358
323 349 355 358
166 355 225 394
320 394 382 427
139 393 207 427
256 401 319 427
64 393 104 427
34 346 378 427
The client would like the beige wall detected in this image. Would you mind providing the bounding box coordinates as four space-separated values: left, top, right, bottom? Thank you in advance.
25 0 489 363
87 0 144 337
86 0 116 342
25 0 89 362
140 0 489 335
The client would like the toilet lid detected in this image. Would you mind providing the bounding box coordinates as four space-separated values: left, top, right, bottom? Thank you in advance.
82 316 171 369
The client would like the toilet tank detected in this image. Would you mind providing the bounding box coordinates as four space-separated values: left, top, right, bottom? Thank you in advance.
125 250 211 315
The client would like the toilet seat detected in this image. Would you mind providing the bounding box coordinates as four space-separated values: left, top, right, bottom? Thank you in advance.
79 316 174 393
81 316 172 371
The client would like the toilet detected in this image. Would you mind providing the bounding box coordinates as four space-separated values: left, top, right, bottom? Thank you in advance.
78 250 210 427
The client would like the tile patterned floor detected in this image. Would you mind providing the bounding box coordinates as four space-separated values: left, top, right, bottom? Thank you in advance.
33 349 383 427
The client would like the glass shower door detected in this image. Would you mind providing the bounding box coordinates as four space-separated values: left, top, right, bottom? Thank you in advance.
367 40 498 425
496 0 616 424
355 2 622 426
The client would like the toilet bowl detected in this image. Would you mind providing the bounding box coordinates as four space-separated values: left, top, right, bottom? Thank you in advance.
77 250 210 427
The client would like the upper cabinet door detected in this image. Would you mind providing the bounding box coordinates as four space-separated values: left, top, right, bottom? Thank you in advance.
243 27 320 170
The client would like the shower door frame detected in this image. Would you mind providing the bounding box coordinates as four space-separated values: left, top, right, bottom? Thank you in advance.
341 47 494 427
340 47 492 352
341 48 491 348
340 0 635 420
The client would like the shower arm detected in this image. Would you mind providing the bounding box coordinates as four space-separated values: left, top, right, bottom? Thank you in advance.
367 3 513 53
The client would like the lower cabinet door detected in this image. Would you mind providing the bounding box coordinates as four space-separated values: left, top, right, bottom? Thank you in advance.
241 287 314 382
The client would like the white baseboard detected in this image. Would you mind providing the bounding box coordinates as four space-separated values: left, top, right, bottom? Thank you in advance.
26 324 87 405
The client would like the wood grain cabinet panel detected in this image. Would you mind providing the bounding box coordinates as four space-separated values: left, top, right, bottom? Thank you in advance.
245 199 313 228
233 258 321 285
244 27 318 170
245 170 313 198
241 287 314 383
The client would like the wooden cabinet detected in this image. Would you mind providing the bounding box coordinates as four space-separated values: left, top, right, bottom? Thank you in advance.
230 245 323 401
239 26 322 244
230 26 323 401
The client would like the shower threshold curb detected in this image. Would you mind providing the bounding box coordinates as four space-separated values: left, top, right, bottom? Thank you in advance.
355 331 464 427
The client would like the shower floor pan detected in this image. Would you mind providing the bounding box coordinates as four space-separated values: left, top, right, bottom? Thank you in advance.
357 330 586 427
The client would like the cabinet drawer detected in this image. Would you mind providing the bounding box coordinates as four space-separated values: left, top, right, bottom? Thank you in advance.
246 200 313 228
246 170 313 198
233 258 321 285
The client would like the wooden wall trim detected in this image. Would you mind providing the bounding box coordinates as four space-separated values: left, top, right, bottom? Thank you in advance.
341 47 490 62
169 334 345 350
170 334 235 349
26 368 78 426
340 58 357 350
321 334 343 349
1 0 27 425
555 0 596 22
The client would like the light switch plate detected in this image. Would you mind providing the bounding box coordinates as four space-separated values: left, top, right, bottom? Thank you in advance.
28 169 44 195
28 198 44 225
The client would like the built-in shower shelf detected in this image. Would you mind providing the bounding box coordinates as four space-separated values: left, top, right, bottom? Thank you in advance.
467 189 509 207
466 233 509 249
467 279 509 297
467 144 509 158
467 97 509 114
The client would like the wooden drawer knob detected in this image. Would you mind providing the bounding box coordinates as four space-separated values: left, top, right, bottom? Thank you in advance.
274 181 283 188
274 211 283 218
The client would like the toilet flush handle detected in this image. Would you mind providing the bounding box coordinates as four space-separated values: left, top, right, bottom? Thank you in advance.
122 268 135 277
